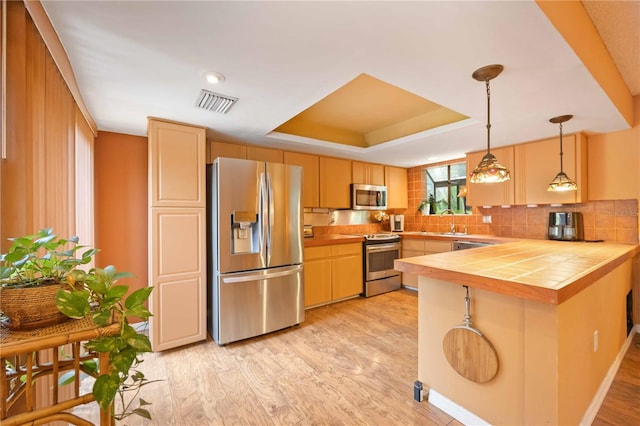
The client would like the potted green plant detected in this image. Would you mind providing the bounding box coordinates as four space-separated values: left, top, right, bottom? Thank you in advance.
1 228 156 421
418 199 430 215
428 194 437 214
418 194 437 215
0 228 96 330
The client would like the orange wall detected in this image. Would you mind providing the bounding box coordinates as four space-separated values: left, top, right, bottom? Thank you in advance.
94 131 148 296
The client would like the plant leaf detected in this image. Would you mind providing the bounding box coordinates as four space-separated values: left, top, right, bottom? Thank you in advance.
91 309 112 327
80 358 99 375
125 287 153 309
56 289 91 319
57 370 77 386
132 408 152 420
127 333 153 352
111 348 137 374
93 373 120 410
106 284 129 299
125 306 153 320
85 336 125 353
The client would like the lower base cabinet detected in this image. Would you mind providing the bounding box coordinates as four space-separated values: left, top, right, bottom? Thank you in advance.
304 243 363 308
401 240 452 287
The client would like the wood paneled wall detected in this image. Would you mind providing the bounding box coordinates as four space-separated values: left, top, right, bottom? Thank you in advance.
1 0 94 249
2 1 96 417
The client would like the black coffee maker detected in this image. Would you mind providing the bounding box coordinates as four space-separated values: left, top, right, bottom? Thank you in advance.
548 212 584 241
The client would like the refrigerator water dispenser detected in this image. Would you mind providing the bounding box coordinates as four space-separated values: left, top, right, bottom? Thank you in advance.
231 210 258 254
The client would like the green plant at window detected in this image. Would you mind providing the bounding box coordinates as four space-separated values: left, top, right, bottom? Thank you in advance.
425 162 467 214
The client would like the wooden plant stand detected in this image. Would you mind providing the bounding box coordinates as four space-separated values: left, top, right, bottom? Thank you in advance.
0 317 120 425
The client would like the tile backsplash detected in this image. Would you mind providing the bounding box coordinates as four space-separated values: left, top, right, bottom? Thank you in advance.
403 199 639 244
403 163 639 244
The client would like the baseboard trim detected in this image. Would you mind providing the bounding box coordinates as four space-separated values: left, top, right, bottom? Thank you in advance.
580 327 637 426
428 389 490 426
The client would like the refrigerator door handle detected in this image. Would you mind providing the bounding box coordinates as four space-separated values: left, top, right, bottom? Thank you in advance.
266 169 275 265
221 265 303 284
259 171 268 261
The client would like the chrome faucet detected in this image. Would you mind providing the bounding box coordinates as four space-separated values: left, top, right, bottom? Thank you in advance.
440 209 456 233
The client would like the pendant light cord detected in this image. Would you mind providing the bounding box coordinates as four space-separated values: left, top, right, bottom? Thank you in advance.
558 122 564 173
485 79 491 155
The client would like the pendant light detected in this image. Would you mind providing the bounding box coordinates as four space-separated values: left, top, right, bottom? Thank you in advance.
547 114 577 192
469 64 511 184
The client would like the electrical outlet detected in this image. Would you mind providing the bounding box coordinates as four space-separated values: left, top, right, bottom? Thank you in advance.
482 215 492 224
594 330 598 352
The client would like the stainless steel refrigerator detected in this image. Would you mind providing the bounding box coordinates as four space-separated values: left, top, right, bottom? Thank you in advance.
207 157 304 345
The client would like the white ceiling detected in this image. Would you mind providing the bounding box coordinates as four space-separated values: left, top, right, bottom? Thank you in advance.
41 1 638 168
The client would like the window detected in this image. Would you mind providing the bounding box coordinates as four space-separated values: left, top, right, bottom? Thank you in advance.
425 162 468 214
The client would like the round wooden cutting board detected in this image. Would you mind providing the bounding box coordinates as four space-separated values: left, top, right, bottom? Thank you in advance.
442 326 499 383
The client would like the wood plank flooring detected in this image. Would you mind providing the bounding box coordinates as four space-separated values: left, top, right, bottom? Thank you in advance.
593 332 640 425
73 289 459 425
71 289 639 425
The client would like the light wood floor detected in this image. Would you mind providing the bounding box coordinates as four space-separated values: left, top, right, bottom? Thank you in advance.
593 332 640 425
73 289 639 425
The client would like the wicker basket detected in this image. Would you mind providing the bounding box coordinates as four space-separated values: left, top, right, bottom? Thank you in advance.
0 280 70 330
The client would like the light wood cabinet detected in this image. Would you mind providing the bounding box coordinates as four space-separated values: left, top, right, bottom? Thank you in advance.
303 246 333 307
352 161 385 185
587 131 640 200
401 239 451 287
284 151 320 207
208 141 247 163
148 118 207 351
385 166 408 209
303 243 363 308
331 243 364 300
149 120 206 208
466 146 515 207
514 133 587 205
319 157 352 208
247 146 283 163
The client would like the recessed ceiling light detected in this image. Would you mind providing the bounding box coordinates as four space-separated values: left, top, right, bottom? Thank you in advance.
204 71 225 84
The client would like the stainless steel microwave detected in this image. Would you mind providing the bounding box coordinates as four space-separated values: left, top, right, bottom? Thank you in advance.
351 184 387 210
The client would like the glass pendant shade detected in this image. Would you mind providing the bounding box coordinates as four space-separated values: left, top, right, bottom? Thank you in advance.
547 114 577 192
469 64 511 184
547 171 577 191
470 153 511 183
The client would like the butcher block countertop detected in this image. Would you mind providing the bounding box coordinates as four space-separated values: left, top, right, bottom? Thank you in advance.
304 234 364 248
395 239 640 305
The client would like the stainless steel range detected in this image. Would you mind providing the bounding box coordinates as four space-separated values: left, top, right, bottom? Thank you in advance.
362 233 401 297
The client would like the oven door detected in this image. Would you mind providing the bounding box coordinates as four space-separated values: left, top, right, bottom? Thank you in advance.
365 242 400 281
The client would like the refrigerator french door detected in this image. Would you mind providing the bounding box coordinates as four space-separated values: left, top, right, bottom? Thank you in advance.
208 158 304 345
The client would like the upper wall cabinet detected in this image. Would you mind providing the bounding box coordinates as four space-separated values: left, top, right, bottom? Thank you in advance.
247 146 283 163
149 119 206 208
384 166 408 209
514 133 587 205
466 146 515 207
352 161 385 185
207 142 283 164
320 157 352 208
284 151 320 207
208 141 246 163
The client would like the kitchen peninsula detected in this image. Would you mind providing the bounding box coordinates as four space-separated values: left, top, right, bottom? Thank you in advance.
395 240 639 425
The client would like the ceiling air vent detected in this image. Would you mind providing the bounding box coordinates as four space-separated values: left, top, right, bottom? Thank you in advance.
195 89 238 114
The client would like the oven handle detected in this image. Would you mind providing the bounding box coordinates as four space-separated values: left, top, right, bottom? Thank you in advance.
366 243 400 252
